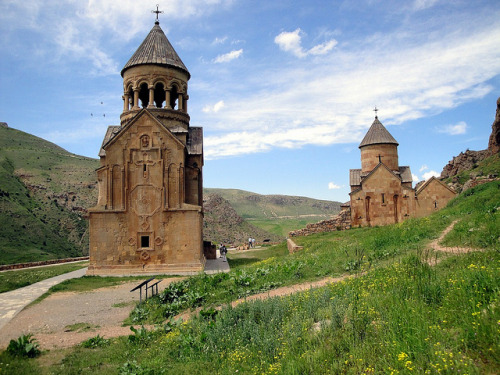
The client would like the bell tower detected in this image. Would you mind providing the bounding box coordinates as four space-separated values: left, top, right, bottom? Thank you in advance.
88 9 204 276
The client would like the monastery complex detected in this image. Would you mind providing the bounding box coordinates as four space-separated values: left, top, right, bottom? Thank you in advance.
87 12 457 274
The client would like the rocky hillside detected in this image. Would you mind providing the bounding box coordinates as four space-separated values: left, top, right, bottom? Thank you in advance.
441 96 500 192
203 193 282 245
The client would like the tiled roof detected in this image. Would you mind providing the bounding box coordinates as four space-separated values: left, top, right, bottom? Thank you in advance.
359 117 399 148
98 126 121 157
349 169 362 187
121 22 189 78
398 166 413 183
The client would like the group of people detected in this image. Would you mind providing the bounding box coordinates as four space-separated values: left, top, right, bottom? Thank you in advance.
248 237 256 248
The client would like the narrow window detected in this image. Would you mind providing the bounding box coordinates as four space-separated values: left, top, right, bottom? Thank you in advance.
143 164 147 172
382 193 385 204
141 235 150 248
434 201 438 209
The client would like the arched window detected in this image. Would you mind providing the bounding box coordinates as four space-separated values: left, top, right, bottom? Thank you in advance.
127 87 134 110
139 83 149 108
154 83 165 108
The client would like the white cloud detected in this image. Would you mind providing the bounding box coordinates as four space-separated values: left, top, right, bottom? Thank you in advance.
412 174 420 182
0 0 234 74
274 28 337 58
422 170 440 180
419 164 428 172
203 100 225 113
413 0 440 11
214 49 243 63
436 121 467 135
328 182 341 189
212 36 228 45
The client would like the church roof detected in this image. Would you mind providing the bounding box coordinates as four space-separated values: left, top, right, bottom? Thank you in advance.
98 126 121 157
359 117 399 148
349 165 413 187
121 21 190 78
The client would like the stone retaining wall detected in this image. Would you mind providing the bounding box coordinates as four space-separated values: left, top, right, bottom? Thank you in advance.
0 257 89 271
289 209 351 237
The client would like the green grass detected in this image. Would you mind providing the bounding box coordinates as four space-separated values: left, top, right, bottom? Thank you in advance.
64 323 100 333
0 262 88 293
1 181 499 374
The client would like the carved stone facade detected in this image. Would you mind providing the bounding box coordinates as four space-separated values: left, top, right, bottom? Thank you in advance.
88 19 204 275
349 116 456 227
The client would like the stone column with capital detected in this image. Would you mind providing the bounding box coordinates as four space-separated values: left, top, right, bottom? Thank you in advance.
148 86 155 108
123 93 130 112
132 89 140 110
164 89 171 109
178 93 183 111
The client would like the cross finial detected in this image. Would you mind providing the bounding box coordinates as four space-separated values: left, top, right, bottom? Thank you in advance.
152 4 163 23
373 106 379 118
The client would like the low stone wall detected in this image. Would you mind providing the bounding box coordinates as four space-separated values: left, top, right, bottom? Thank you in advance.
289 209 351 237
287 238 303 254
0 256 89 271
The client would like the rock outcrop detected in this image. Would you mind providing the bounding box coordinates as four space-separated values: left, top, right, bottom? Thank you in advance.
440 149 490 179
487 97 500 155
441 96 500 180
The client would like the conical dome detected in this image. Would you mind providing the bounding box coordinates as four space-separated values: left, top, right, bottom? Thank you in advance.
359 117 398 148
121 21 189 78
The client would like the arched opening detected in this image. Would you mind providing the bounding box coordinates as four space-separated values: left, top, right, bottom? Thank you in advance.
154 83 165 108
365 196 371 224
139 83 149 108
170 85 179 110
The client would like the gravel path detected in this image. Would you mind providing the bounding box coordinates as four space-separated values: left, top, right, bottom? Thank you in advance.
0 278 178 350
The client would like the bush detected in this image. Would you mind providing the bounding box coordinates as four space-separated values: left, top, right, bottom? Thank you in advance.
81 334 110 348
6 334 41 358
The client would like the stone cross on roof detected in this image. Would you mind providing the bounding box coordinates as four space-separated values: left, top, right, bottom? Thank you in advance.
152 4 163 23
373 106 379 118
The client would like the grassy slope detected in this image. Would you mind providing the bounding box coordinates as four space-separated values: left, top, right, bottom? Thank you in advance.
0 126 99 264
2 181 497 374
205 188 342 237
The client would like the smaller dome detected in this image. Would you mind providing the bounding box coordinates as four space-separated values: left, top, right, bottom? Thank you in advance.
359 117 399 148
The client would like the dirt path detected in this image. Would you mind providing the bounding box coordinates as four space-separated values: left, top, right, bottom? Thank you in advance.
429 220 481 254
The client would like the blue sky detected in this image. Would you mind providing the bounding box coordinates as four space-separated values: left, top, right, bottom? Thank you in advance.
1 0 499 202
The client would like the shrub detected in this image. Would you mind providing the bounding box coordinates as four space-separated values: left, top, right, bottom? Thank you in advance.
6 334 41 358
81 334 110 348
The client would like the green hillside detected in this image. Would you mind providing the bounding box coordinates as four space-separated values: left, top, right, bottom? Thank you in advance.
204 188 342 237
0 126 99 264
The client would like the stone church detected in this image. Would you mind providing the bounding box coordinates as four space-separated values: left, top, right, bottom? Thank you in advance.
349 115 456 227
88 18 205 275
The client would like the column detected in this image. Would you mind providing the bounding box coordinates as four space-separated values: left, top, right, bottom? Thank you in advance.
164 89 171 109
123 93 130 112
184 94 189 113
178 93 183 111
132 89 140 110
148 86 155 108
